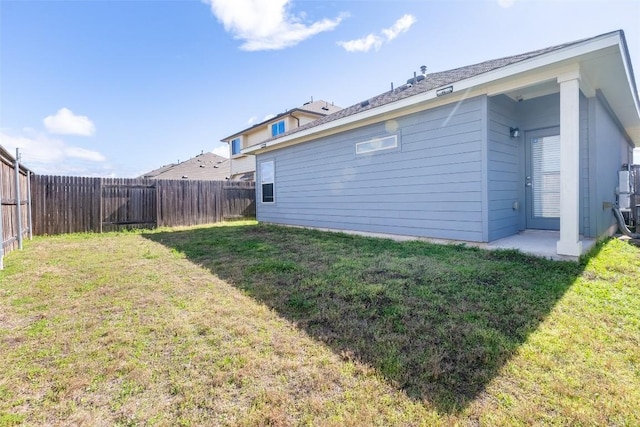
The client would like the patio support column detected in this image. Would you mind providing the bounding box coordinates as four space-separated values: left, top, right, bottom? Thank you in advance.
556 71 583 257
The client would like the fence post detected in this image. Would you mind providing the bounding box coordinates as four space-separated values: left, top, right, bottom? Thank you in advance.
27 170 33 240
14 148 23 250
155 180 160 228
98 178 103 233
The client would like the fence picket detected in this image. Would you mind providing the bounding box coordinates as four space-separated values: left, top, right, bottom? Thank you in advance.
29 176 255 235
1 148 31 267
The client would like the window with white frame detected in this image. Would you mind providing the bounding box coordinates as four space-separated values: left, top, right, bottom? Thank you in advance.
231 138 241 155
355 135 398 155
271 120 285 137
260 161 274 203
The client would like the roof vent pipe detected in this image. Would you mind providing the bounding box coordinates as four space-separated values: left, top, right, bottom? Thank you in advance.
420 65 427 75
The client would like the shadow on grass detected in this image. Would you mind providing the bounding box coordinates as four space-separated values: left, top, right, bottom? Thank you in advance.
143 223 596 413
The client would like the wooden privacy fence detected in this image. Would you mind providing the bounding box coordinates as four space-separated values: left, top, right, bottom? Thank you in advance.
30 176 255 235
1 146 32 269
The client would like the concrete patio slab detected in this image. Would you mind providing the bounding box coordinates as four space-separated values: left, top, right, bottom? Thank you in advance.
282 225 597 261
486 230 597 261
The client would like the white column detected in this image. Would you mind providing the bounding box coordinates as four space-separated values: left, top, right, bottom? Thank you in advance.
556 72 583 257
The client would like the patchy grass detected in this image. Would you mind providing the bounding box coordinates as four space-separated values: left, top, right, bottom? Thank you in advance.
0 222 638 426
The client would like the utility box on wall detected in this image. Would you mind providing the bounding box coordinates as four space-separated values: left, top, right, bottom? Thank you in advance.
619 164 640 229
633 164 640 228
618 164 640 228
618 169 632 211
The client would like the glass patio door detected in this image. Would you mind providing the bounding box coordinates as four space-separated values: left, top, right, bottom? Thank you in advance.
525 128 561 230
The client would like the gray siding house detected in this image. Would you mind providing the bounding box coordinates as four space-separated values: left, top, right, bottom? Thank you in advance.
245 30 639 258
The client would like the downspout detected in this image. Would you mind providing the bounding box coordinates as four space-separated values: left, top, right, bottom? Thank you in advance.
290 113 300 129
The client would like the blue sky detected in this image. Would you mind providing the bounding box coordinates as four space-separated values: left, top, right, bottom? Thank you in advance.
1 0 639 177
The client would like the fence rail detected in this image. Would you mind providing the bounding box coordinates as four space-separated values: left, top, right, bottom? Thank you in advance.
31 176 255 235
1 147 32 269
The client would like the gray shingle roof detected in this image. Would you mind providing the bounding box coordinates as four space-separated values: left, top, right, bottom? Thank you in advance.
297 99 342 115
259 32 617 145
139 152 230 181
139 162 177 179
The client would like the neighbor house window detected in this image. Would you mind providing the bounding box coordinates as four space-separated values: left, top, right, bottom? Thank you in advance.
271 120 285 137
231 138 241 155
260 161 274 203
356 135 398 154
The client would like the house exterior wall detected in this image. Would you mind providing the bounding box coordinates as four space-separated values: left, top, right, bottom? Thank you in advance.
229 112 326 180
246 128 271 146
487 95 520 241
283 117 295 134
588 93 633 237
257 90 631 243
230 154 256 177
257 96 487 241
295 111 324 127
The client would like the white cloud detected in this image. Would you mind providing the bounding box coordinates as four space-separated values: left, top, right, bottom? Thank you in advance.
381 14 416 41
204 0 347 51
212 144 230 159
338 14 416 53
246 116 258 126
0 129 107 175
43 107 96 136
497 0 516 8
64 146 107 162
337 34 383 53
263 113 276 121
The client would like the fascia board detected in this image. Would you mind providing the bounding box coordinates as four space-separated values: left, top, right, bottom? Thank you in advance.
617 34 640 123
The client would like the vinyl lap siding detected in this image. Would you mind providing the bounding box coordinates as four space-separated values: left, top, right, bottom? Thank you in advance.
257 97 486 242
487 95 520 241
231 154 255 176
590 94 631 236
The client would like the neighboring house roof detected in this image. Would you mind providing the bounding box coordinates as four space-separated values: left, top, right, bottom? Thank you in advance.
246 30 640 153
221 99 342 141
297 99 343 115
234 171 255 181
139 152 230 180
140 162 177 179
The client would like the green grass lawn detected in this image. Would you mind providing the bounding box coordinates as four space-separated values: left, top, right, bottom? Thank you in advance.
0 222 638 426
